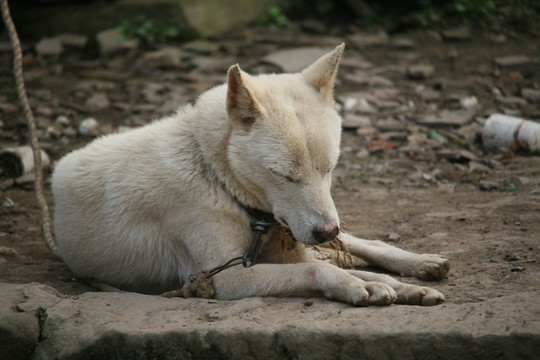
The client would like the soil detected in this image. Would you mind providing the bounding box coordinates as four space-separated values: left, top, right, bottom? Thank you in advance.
0 25 539 306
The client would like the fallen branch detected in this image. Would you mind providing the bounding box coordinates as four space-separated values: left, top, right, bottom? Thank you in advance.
1 0 59 258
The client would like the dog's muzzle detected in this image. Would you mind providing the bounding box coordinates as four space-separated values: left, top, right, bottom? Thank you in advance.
312 221 339 244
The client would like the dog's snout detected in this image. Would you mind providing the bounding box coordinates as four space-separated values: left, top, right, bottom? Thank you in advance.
312 222 339 244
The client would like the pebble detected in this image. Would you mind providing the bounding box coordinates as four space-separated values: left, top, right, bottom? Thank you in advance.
96 28 139 56
441 26 471 41
390 38 414 49
55 115 71 126
85 93 111 112
141 47 185 68
183 39 220 55
56 33 88 48
1 197 15 207
78 118 100 136
494 55 531 67
347 30 388 47
341 114 372 129
35 37 63 56
386 232 401 242
478 180 498 191
521 88 540 103
418 88 440 102
460 96 478 109
499 97 527 108
0 102 17 113
407 64 435 79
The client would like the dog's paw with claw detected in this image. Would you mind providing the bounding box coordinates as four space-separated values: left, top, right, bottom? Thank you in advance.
364 281 398 306
410 254 450 281
335 280 397 306
395 284 445 306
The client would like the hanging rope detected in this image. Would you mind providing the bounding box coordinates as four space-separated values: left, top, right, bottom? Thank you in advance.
1 0 59 258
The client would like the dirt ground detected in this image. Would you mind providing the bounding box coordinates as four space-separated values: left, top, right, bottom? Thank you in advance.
0 24 539 306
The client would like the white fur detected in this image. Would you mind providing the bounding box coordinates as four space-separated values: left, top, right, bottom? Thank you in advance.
52 44 449 305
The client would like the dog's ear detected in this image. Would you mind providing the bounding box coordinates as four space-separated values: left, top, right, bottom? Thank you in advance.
301 43 344 104
226 64 260 126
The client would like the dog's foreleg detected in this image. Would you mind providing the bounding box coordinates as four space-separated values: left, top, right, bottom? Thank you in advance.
211 262 397 306
340 233 450 280
345 270 445 306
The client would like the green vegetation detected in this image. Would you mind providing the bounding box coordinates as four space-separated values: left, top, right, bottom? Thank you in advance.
118 15 180 45
257 5 288 28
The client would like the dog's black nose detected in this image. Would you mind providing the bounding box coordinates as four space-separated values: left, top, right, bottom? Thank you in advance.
312 222 339 243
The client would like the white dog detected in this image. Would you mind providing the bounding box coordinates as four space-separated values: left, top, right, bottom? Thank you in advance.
52 44 449 306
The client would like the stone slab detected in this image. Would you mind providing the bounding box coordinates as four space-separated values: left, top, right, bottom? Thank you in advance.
1 283 539 359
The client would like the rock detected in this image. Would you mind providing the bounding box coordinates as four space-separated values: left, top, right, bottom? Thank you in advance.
375 100 401 110
441 27 471 41
499 97 527 109
141 47 186 68
261 47 334 73
56 33 88 48
0 102 17 113
460 96 478 109
0 283 62 360
416 110 474 128
35 37 63 56
347 30 388 47
356 127 377 137
85 93 110 112
190 56 234 73
407 64 435 79
468 161 490 173
78 118 100 136
390 38 415 49
484 33 506 43
355 148 370 158
183 39 220 55
339 95 377 114
479 181 498 191
418 88 440 102
373 88 400 99
521 88 540 103
96 28 138 56
386 232 401 242
494 55 531 67
55 115 70 126
1 283 528 359
342 114 372 129
373 117 406 131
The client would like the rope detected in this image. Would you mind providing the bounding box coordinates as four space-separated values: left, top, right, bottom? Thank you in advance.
1 0 59 258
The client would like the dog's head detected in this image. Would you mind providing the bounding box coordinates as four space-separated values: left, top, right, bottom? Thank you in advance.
225 44 344 245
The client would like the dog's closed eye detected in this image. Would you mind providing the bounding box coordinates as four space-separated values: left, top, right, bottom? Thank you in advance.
269 168 299 183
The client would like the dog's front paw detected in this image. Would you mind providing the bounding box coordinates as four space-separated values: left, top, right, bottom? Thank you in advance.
412 254 450 281
335 280 397 306
364 281 397 306
395 284 445 306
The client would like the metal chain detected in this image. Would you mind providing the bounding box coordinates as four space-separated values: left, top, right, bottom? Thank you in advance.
1 0 59 257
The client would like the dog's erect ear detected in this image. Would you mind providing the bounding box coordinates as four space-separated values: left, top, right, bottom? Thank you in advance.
301 43 344 104
226 64 260 126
